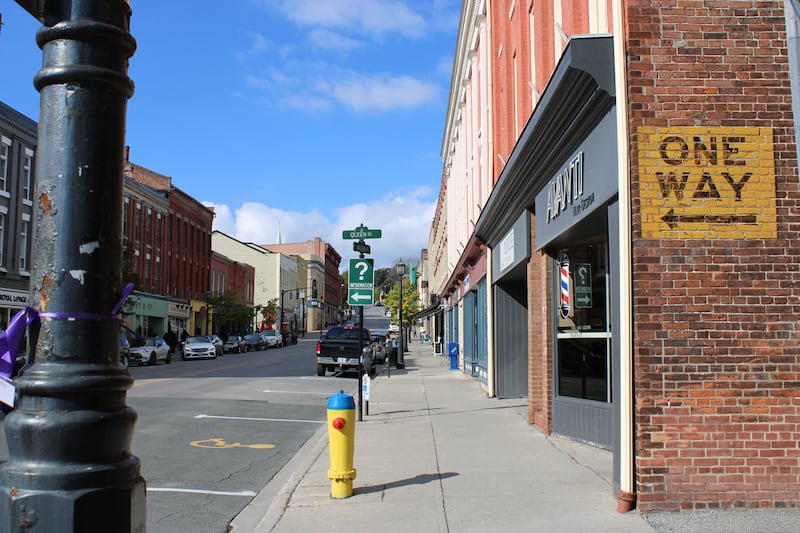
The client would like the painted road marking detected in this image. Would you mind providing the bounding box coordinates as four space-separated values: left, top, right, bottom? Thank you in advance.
262 389 332 395
194 414 324 424
191 437 275 450
147 487 257 497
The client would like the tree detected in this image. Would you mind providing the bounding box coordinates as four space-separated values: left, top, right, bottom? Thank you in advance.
383 278 419 329
207 290 254 336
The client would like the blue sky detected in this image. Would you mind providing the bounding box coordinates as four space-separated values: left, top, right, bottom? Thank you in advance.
0 0 459 269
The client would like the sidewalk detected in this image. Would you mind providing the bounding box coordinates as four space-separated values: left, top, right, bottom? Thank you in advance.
230 344 655 533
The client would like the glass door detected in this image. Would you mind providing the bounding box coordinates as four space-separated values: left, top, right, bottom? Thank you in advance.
555 239 610 403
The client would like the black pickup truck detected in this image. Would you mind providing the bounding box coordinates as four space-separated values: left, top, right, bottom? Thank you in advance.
315 325 374 377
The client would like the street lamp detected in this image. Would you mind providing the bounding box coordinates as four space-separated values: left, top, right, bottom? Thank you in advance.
0 1 145 528
395 261 407 369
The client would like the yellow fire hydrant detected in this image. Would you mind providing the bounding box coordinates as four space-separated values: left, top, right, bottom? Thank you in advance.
327 390 357 498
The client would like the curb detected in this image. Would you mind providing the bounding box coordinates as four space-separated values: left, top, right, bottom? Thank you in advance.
228 423 329 532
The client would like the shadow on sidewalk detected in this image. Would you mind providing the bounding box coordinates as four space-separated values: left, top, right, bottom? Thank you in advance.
355 472 459 495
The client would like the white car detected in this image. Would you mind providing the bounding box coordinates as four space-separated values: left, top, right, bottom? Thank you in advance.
182 335 218 360
129 336 172 366
260 329 283 348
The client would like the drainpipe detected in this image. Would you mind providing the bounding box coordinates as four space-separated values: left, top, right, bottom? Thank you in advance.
612 0 636 513
486 247 495 397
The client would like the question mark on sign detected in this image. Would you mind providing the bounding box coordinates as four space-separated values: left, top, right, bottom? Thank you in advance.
577 265 588 285
355 261 369 281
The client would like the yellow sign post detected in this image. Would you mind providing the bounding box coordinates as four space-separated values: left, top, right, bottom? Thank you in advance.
638 126 776 239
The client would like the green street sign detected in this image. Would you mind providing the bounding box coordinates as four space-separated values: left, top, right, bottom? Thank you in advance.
574 263 592 308
342 224 382 240
348 288 374 306
348 258 374 306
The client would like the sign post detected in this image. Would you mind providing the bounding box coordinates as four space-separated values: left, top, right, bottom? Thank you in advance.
342 224 381 420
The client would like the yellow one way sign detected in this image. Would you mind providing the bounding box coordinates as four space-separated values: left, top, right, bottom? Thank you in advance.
637 126 776 239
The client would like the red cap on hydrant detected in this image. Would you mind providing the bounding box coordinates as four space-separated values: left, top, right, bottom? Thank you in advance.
332 417 346 430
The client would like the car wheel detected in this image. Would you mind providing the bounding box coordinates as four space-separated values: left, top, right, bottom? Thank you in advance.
148 352 156 366
316 364 326 377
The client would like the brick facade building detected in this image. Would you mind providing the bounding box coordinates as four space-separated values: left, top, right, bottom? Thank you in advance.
426 0 800 514
123 149 214 336
626 1 800 511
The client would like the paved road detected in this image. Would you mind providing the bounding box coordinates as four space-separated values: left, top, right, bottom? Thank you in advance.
1 338 360 533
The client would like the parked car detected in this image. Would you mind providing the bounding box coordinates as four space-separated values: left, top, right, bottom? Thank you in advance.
223 335 246 354
129 336 172 366
259 329 283 348
371 333 388 364
182 335 217 360
242 333 266 352
209 334 224 356
120 332 131 368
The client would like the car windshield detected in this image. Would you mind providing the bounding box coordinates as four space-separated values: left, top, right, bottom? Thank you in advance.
131 337 156 348
325 327 365 340
244 334 259 340
262 330 276 337
186 336 210 344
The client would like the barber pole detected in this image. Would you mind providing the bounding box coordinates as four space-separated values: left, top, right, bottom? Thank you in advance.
560 255 570 318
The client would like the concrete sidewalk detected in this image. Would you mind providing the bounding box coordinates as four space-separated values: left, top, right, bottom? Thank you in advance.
229 345 655 532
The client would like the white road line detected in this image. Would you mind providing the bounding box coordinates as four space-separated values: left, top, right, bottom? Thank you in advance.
262 389 332 395
148 487 257 497
194 414 324 424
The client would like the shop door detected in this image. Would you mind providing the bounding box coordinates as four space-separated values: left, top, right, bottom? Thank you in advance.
552 239 613 447
463 291 478 376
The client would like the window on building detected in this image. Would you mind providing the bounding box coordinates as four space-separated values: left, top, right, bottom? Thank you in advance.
0 136 10 195
0 210 6 268
134 202 141 243
529 4 539 106
19 217 30 273
22 147 34 203
123 197 129 238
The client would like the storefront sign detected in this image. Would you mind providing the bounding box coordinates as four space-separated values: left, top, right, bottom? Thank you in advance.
638 126 776 239
168 302 190 318
547 152 585 223
499 229 515 271
535 111 618 250
0 289 29 309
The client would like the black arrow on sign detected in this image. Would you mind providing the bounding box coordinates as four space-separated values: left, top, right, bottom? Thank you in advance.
661 209 758 229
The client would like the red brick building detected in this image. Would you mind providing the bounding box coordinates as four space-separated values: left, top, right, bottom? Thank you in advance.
123 149 214 336
427 0 800 514
262 237 344 328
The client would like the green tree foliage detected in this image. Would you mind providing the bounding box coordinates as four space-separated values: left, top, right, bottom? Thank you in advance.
383 278 419 328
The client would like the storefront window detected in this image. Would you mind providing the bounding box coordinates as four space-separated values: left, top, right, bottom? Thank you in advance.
556 240 610 402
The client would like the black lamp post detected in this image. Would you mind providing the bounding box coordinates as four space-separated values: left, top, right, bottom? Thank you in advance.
395 261 406 369
1 1 145 529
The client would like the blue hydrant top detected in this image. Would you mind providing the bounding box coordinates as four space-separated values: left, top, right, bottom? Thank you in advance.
328 390 355 410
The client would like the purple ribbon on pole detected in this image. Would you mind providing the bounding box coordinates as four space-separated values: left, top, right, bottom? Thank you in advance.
0 283 135 413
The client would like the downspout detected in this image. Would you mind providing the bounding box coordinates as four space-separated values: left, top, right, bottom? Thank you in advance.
486 247 495 397
612 0 636 513
484 0 496 398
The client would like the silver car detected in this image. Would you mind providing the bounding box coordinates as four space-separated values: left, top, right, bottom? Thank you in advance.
129 336 172 366
181 335 218 360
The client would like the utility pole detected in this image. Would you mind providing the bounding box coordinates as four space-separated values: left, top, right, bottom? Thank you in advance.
0 1 145 531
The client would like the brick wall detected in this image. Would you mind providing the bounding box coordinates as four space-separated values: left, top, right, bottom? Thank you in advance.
527 215 553 432
626 0 800 511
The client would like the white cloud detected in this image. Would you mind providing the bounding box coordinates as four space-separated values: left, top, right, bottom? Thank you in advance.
266 0 427 39
308 28 363 52
332 74 439 112
204 187 434 269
